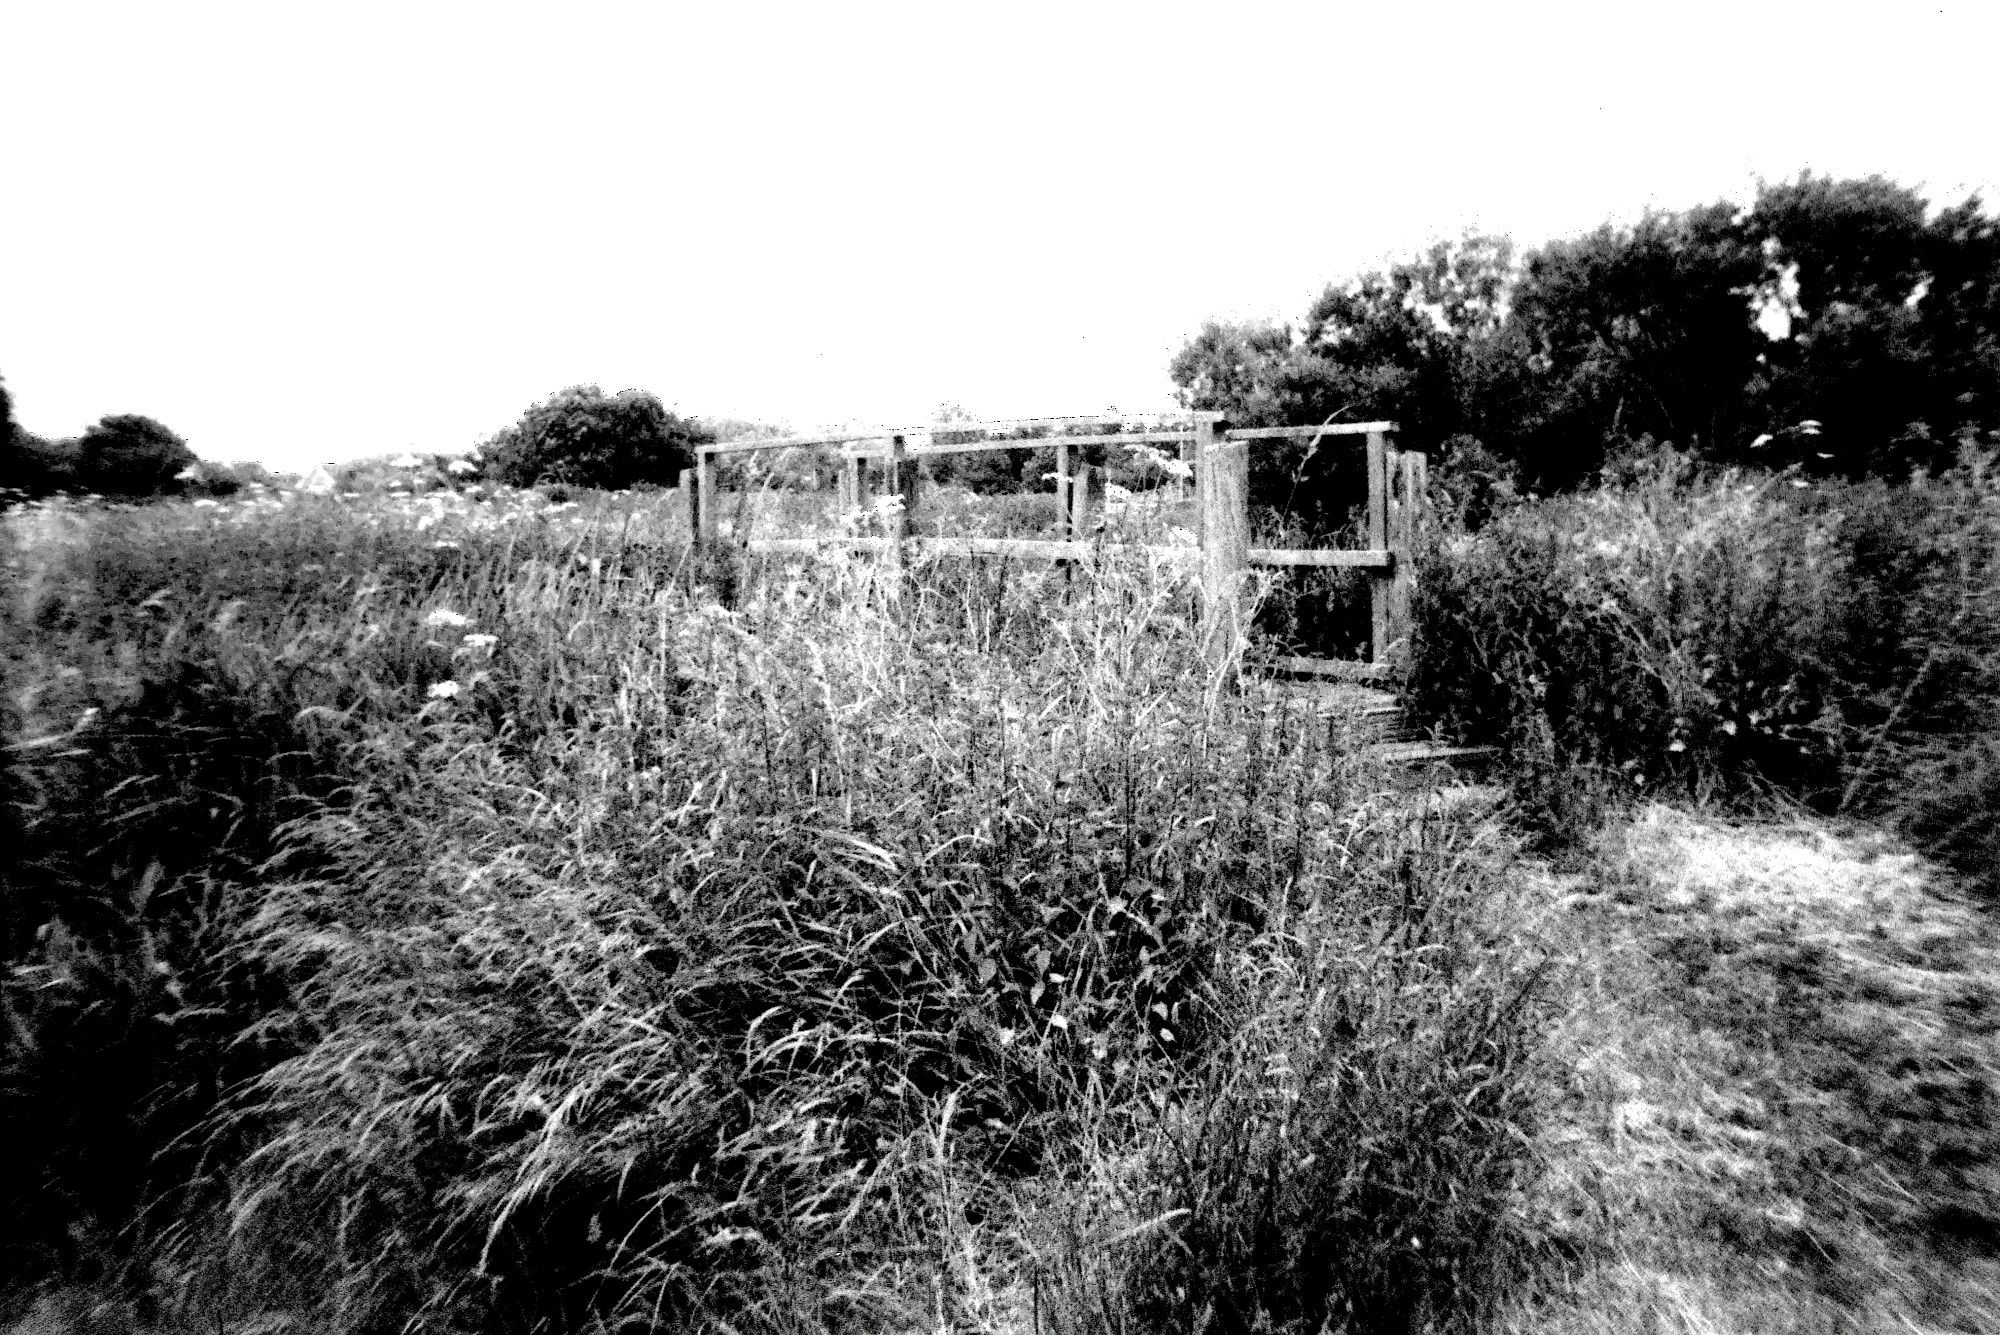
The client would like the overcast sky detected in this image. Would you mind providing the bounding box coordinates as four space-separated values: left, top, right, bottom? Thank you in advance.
5 1 1996 470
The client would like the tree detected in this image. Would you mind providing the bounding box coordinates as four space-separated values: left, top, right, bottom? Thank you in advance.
1169 237 1522 523
485 386 711 490
1507 204 1767 485
76 415 197 496
1740 174 2000 474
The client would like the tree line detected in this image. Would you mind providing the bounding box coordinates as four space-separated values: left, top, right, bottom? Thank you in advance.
1170 173 2000 500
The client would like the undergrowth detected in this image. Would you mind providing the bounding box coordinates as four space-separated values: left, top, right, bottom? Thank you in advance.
1407 446 2000 880
3 487 1545 1334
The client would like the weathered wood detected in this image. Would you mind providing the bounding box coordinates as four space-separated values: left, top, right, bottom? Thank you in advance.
701 432 884 457
1269 654 1399 682
747 537 891 556
1198 414 1249 683
1385 450 1423 664
672 470 696 549
1068 462 1100 539
885 435 913 566
743 535 1199 564
839 454 863 517
1367 430 1389 662
908 429 1193 458
1055 440 1072 539
1224 421 1398 441
1249 548 1393 569
695 450 718 551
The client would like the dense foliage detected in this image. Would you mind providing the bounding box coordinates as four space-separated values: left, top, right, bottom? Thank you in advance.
484 385 711 490
1174 174 2000 496
3 490 1543 1334
0 412 197 500
1408 445 2000 887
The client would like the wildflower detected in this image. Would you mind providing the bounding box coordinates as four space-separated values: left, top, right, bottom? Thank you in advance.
427 680 461 700
424 608 471 629
462 633 497 650
447 458 478 475
432 539 460 549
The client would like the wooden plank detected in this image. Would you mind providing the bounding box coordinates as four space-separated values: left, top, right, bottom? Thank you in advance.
1367 429 1390 662
1365 742 1498 767
1054 440 1072 539
1270 654 1400 682
701 432 887 457
741 535 1198 564
885 435 912 566
1224 421 1398 441
672 470 696 549
1198 414 1249 684
746 537 891 556
839 454 862 516
695 450 718 550
1068 461 1100 538
1386 450 1422 662
917 537 1194 563
1249 548 1393 568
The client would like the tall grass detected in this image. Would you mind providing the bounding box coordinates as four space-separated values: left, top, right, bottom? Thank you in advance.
5 486 1545 1334
1407 446 2000 878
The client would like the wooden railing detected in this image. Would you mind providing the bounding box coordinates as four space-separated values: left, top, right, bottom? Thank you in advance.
677 412 1427 679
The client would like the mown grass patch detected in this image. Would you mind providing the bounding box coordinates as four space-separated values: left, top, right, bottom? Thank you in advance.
1503 806 2000 1333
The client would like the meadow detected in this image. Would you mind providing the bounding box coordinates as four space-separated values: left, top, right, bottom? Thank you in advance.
2 480 1541 1335
5 454 1999 1334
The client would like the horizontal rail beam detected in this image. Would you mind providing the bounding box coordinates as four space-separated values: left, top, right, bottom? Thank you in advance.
744 536 889 555
701 432 896 456
1224 421 1399 441
705 414 1197 459
1268 654 1399 682
899 429 1195 458
1248 548 1392 568
741 535 1201 564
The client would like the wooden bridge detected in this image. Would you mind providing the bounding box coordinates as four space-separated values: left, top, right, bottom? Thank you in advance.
673 411 1484 765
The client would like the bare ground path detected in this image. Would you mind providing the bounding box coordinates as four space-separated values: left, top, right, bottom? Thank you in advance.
1506 806 2000 1333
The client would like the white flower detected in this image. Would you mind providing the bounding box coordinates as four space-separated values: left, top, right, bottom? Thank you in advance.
427 680 461 700
424 608 471 629
462 633 497 650
447 458 478 475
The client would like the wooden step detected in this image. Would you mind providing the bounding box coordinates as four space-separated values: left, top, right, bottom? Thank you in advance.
1362 741 1500 768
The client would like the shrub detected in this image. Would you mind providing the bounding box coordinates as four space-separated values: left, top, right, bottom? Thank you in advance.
76 415 198 497
484 385 710 491
4 491 1548 1334
1408 444 2000 875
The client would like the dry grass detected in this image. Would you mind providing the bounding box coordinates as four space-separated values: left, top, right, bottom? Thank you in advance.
2 486 1544 1335
1505 804 2000 1333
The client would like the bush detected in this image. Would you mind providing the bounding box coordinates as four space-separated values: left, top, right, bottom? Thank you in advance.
77 416 198 496
4 492 1547 1334
1408 445 2000 875
484 385 710 491
1 416 198 500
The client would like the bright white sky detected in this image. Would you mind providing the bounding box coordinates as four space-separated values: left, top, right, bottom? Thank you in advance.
5 1 1996 470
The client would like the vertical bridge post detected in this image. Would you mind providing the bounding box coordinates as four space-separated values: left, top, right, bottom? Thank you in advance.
694 447 718 553
1366 428 1391 663
1068 460 1099 543
1385 447 1425 664
885 434 915 566
1197 412 1248 685
1054 439 1072 540
676 466 697 554
839 452 863 523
